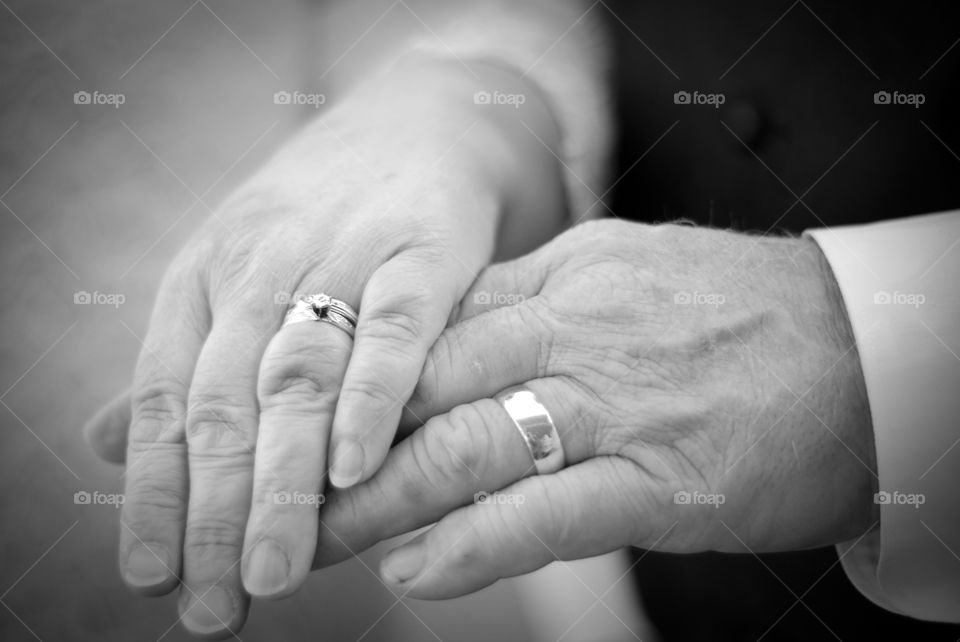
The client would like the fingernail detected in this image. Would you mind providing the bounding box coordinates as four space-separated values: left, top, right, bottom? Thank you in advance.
181 584 235 635
382 544 425 584
329 440 364 488
243 539 289 596
123 543 170 588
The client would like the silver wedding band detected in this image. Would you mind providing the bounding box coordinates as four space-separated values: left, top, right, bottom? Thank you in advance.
495 385 565 475
282 293 359 338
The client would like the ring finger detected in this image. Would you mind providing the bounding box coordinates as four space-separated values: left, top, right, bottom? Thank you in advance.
314 376 594 568
242 292 355 598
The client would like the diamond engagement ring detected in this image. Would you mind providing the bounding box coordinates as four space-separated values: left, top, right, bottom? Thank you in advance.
282 293 359 338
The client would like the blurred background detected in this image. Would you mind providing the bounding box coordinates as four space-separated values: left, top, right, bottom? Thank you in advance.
5 0 960 640
0 1 648 640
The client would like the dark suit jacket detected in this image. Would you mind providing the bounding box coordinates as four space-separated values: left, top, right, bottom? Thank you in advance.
607 2 960 639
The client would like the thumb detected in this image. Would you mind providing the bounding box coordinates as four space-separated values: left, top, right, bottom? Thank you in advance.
83 387 131 464
378 457 652 598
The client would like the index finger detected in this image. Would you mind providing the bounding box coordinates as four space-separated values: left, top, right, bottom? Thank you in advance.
327 251 464 490
313 376 591 569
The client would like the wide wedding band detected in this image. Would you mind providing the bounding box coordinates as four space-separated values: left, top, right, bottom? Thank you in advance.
495 385 565 475
282 293 358 338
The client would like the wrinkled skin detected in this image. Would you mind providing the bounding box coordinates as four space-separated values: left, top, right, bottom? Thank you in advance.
347 219 880 598
91 219 878 602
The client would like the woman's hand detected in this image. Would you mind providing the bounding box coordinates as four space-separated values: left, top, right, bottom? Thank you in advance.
90 54 563 637
308 218 879 597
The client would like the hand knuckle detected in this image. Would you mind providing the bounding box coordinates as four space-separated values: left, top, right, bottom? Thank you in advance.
425 403 491 481
260 373 321 405
160 249 208 300
259 341 347 403
208 241 275 302
130 385 186 444
184 517 244 559
186 397 254 453
340 378 397 410
516 302 555 377
259 369 338 413
264 335 348 375
124 473 187 515
359 274 445 352
363 308 426 347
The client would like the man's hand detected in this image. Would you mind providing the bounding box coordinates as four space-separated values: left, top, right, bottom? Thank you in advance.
360 219 879 597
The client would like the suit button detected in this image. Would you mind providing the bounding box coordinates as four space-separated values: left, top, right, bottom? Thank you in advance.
724 99 764 150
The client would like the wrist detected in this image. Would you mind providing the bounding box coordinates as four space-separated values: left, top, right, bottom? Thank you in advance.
714 233 879 549
321 52 569 255
386 51 565 194
801 236 880 537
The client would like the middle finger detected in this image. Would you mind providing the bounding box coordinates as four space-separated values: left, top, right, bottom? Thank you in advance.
179 303 274 637
242 298 354 598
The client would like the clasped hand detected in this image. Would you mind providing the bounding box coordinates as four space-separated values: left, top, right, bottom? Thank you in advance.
85 58 876 641
88 214 877 638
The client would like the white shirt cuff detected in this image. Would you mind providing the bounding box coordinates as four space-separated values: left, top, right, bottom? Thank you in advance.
806 211 960 622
